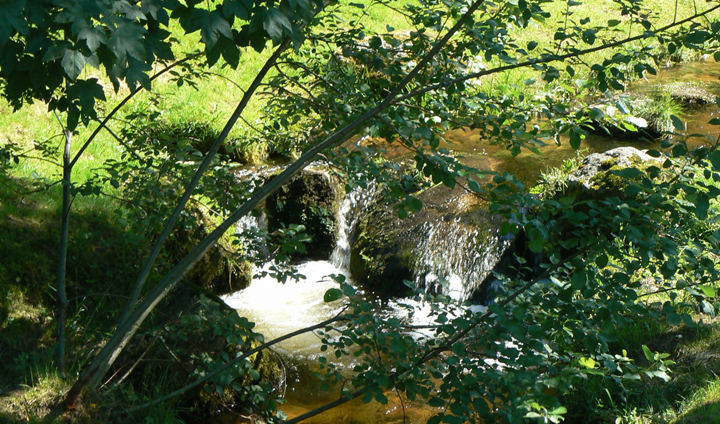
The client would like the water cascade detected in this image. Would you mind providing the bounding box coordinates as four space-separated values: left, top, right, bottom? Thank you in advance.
223 183 376 356
330 183 378 269
411 216 508 301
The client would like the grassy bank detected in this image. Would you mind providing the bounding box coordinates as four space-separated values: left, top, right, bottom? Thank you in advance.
1 0 720 422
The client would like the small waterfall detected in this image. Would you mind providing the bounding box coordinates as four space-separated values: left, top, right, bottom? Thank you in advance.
235 211 268 259
231 175 505 304
412 216 509 301
329 182 507 302
329 183 377 270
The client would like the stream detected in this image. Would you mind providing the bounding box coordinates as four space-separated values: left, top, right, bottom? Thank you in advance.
220 62 720 423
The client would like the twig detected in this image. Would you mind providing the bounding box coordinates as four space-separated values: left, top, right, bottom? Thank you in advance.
114 337 158 387
69 54 199 169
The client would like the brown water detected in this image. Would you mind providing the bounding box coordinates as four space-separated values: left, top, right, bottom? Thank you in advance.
223 62 720 423
442 61 720 185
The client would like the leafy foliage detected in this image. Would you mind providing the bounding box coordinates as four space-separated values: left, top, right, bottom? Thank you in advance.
2 0 720 422
0 0 324 130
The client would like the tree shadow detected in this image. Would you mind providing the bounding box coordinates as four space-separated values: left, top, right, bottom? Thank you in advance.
0 173 148 390
675 400 720 424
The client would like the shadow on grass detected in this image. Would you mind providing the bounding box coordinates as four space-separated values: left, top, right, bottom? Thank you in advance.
0 172 239 423
675 400 720 424
562 316 720 423
0 411 32 424
0 173 148 391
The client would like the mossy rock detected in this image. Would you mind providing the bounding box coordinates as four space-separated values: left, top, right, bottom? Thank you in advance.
567 146 660 194
349 197 417 297
167 204 252 296
483 147 664 304
114 298 285 422
350 183 498 298
265 168 343 260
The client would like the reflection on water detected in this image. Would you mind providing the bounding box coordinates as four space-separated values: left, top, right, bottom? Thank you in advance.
280 395 438 424
444 128 632 185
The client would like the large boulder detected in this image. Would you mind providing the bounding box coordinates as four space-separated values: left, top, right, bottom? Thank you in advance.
265 168 343 260
350 184 504 299
475 146 663 305
349 196 417 297
168 204 252 296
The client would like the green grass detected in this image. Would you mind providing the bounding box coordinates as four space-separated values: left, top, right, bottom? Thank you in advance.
608 319 720 424
1 0 714 186
1 0 719 422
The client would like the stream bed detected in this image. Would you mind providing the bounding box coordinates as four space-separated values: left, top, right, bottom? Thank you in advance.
220 62 720 423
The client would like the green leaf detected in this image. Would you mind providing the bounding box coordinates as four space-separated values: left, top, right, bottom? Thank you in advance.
67 78 105 118
709 151 720 170
686 30 710 45
582 29 596 45
66 107 80 131
579 357 596 369
617 100 630 114
641 345 654 362
670 114 685 131
61 49 85 80
223 0 253 20
201 10 232 49
550 406 567 416
264 8 292 41
323 288 343 302
0 0 27 45
595 254 608 268
569 129 582 149
109 22 147 62
700 286 716 298
340 281 356 296
407 195 422 212
528 235 545 253
612 167 642 179
571 271 586 290
667 313 682 326
125 57 152 90
452 341 466 356
78 26 105 52
589 107 604 121
695 193 709 220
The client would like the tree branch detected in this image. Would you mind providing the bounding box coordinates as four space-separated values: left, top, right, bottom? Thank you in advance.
124 313 349 414
69 54 199 169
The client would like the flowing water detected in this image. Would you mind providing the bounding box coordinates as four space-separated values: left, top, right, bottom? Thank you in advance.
220 62 720 423
223 187 444 423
